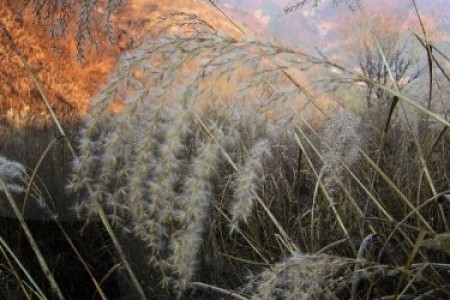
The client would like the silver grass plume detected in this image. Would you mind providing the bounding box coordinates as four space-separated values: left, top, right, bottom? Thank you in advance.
230 139 272 230
69 27 308 295
321 110 364 194
248 252 400 300
167 141 220 292
0 156 27 194
0 156 49 220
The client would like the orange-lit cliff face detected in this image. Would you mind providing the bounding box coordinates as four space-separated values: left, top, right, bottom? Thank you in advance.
0 0 245 126
0 3 118 124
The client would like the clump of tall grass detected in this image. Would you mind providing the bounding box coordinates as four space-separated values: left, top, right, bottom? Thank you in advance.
246 249 450 299
68 95 296 295
65 6 450 297
67 21 317 295
247 252 382 299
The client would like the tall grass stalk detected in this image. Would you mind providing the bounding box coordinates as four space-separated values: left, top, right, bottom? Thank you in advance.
0 235 45 299
0 178 64 300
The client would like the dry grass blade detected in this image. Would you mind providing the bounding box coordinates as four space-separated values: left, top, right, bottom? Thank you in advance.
357 77 450 128
411 31 450 84
394 230 426 297
412 0 433 113
188 282 249 300
0 236 42 299
0 179 64 300
357 147 434 233
374 95 399 169
53 222 108 300
207 0 246 36
22 137 57 209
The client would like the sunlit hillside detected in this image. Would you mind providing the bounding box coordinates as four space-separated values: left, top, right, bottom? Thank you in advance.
0 0 244 125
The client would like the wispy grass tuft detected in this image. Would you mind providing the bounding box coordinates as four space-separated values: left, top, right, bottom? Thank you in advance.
0 156 27 195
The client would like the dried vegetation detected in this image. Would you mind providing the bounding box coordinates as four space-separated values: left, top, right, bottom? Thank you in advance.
0 0 449 299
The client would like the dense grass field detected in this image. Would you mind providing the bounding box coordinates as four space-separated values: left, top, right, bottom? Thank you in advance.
0 1 449 299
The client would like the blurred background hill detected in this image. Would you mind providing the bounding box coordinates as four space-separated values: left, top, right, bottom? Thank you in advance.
223 0 450 53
